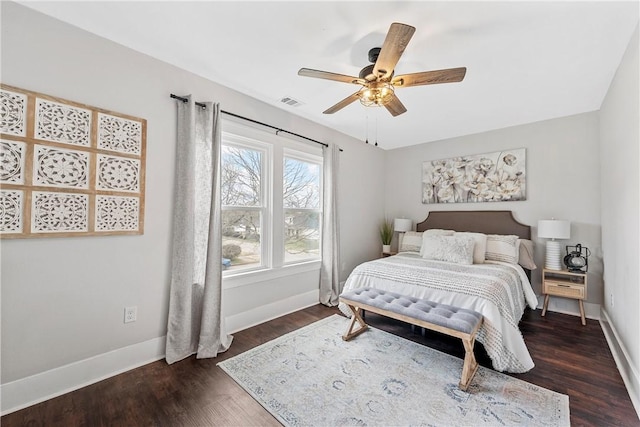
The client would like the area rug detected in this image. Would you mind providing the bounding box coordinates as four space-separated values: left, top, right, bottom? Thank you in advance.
218 315 570 426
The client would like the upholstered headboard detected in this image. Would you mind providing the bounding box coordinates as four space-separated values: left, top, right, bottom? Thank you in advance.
416 210 530 240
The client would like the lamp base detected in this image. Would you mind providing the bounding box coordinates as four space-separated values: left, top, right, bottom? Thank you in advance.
398 232 405 250
545 240 563 270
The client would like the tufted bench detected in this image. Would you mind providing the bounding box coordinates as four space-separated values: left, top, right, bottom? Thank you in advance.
339 287 483 391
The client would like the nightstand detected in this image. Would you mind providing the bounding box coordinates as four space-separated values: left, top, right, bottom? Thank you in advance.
381 252 397 258
541 268 587 325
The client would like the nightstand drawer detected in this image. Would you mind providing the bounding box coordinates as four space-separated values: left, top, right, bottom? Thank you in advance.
541 268 587 325
543 281 585 299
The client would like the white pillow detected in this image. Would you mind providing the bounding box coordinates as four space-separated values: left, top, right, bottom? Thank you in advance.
421 235 475 265
485 234 519 264
399 231 423 253
419 229 455 257
517 239 537 270
455 232 487 264
423 228 455 236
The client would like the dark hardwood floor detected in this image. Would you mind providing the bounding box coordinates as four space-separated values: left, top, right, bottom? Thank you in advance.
3 305 638 426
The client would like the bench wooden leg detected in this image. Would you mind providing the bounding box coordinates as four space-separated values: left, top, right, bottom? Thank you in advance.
342 305 369 341
459 336 479 391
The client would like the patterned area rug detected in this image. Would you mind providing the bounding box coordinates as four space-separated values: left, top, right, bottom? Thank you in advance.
218 315 570 426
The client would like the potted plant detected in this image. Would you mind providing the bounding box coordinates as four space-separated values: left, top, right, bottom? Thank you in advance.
380 219 394 254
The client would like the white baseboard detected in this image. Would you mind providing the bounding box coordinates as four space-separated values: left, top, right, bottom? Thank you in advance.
0 336 166 416
535 295 601 320
599 308 640 418
226 289 320 333
4 292 634 421
1 289 321 416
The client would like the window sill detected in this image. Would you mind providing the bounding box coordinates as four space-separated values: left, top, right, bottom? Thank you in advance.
222 260 321 289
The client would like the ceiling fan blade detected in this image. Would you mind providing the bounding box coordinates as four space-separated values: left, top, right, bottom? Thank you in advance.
323 91 362 114
384 94 407 117
373 23 416 81
392 67 467 87
298 68 365 85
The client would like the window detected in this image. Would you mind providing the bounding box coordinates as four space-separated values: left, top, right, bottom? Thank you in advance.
283 153 322 264
221 121 322 276
221 141 268 272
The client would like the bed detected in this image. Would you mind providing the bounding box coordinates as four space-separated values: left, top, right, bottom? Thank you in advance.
339 210 538 373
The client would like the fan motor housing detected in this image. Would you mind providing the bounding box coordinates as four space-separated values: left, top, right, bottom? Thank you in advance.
359 63 394 81
368 47 381 63
359 64 376 80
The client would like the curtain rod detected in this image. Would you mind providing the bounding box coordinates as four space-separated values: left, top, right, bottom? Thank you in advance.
170 94 342 151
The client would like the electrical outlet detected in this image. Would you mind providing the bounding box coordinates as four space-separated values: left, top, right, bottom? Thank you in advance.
124 306 137 323
610 294 614 308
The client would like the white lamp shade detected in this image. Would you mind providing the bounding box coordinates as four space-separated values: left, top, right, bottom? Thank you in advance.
537 220 570 240
394 218 412 232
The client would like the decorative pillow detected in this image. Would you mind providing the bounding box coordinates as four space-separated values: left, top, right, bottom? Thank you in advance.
485 234 520 264
455 232 487 264
421 235 475 265
423 228 455 236
420 229 455 256
399 231 423 253
517 239 537 270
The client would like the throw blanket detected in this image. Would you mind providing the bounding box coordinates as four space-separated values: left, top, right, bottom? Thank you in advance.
339 253 538 373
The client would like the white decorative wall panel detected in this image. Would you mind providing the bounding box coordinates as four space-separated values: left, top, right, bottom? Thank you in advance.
98 113 142 155
34 98 91 146
31 191 88 233
95 195 139 231
0 139 26 184
96 154 140 192
0 84 146 238
0 89 27 137
0 190 23 233
33 145 89 189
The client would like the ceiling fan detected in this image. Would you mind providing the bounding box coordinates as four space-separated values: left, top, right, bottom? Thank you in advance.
298 22 466 117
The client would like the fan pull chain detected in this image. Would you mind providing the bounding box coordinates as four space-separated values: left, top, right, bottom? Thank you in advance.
365 114 369 144
375 115 378 147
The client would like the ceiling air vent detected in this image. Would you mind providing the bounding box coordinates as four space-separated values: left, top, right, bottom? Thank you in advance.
279 96 303 107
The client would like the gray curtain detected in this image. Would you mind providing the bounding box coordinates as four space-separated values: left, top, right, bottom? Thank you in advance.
319 143 341 306
166 97 233 364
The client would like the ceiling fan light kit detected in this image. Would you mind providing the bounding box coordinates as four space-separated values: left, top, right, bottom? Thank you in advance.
359 82 395 107
298 22 467 117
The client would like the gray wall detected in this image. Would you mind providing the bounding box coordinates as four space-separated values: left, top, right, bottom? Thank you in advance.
0 2 385 384
2 1 638 414
599 23 639 406
384 112 603 308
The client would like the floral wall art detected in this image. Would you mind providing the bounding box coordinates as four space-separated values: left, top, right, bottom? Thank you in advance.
422 148 526 204
0 84 146 238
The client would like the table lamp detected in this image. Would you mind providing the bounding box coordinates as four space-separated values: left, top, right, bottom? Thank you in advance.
537 219 570 270
394 218 413 250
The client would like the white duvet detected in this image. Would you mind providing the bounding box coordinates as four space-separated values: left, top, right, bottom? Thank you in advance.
339 252 538 373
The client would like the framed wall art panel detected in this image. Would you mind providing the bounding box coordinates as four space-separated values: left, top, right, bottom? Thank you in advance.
422 148 526 204
0 84 146 238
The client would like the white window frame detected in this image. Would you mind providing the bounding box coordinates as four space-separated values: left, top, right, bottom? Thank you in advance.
221 119 323 289
220 134 271 274
282 148 323 266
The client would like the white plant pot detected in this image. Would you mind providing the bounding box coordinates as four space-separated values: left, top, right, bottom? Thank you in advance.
382 245 391 254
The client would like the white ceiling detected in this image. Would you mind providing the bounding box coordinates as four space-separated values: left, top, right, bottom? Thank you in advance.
18 1 639 150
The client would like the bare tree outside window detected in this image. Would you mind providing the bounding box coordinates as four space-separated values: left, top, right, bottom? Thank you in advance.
221 145 263 270
221 138 323 273
284 157 321 263
221 146 261 207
